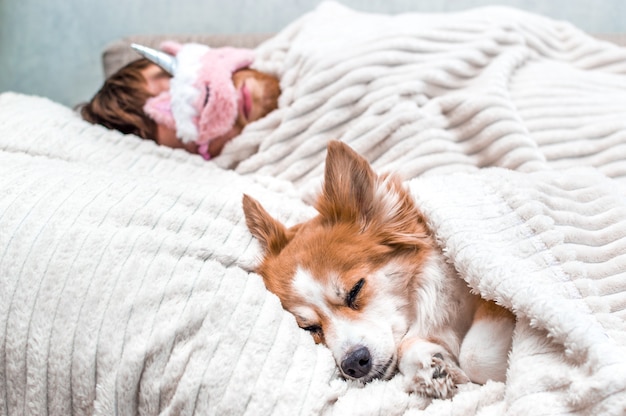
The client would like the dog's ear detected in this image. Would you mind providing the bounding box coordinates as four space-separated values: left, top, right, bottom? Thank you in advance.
316 140 377 224
317 141 429 247
242 194 290 256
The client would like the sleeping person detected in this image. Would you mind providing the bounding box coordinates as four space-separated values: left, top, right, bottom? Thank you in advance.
79 42 281 159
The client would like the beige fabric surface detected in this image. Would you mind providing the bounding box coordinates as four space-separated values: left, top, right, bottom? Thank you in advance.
214 2 626 194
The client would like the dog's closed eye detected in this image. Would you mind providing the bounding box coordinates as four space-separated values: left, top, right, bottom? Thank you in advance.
347 278 365 310
303 325 322 334
302 324 324 343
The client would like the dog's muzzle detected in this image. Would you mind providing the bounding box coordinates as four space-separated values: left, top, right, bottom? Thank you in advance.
341 346 372 379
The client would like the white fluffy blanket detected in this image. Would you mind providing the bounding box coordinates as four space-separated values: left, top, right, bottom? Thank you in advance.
221 2 626 190
2 2 626 415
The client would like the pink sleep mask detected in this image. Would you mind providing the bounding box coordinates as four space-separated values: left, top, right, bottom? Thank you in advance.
133 42 254 159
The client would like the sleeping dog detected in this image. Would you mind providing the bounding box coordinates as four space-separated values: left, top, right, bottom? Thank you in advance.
242 141 514 399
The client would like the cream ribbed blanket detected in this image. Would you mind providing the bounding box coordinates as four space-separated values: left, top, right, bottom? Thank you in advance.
2 2 626 415
220 2 626 191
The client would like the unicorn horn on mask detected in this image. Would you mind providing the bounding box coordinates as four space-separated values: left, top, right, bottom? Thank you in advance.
131 43 177 75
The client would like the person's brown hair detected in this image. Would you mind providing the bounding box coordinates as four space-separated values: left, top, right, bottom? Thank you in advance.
79 58 159 141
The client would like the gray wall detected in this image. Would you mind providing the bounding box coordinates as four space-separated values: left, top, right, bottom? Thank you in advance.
1 0 624 108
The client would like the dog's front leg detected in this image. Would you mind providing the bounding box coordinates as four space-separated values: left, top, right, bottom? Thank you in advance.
398 336 470 399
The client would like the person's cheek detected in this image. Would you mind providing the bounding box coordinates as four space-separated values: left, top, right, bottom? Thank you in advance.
209 125 242 156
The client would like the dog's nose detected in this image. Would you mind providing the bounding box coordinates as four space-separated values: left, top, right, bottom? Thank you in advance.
341 346 372 379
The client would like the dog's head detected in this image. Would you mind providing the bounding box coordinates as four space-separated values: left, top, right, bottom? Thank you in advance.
242 141 434 382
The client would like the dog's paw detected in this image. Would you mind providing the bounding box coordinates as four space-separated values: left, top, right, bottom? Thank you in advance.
399 343 470 399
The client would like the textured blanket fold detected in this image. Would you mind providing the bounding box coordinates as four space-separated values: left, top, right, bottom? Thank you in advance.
411 168 626 414
2 1 626 415
219 1 626 190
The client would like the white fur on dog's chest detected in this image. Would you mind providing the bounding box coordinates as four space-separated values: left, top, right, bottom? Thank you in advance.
409 253 477 350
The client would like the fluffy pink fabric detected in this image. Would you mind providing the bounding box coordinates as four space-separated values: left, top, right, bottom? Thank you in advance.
144 92 176 130
143 42 254 158
195 47 253 144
